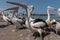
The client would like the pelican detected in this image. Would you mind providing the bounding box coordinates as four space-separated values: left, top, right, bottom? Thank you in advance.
58 8 60 16
4 6 19 19
1 11 9 21
3 6 25 31
6 6 25 25
1 11 13 25
50 19 60 35
6 2 57 28
25 5 49 40
6 2 49 40
46 6 58 28
6 11 25 32
45 6 51 27
9 12 25 32
50 8 60 34
7 11 13 19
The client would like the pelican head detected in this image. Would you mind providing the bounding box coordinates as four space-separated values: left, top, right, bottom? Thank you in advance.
50 19 57 25
27 5 34 18
1 11 4 15
0 11 4 18
27 5 34 13
58 8 60 16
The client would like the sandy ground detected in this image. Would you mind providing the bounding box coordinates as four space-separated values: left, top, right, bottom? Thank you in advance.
0 21 60 40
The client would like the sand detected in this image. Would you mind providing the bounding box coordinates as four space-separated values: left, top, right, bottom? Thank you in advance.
0 21 60 40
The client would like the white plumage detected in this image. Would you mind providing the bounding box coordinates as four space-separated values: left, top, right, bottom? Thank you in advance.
25 5 48 40
51 19 60 30
1 11 10 23
30 22 46 28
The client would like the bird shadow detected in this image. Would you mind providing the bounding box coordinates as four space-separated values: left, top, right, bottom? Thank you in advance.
32 27 57 40
32 31 50 40
44 28 60 36
18 27 27 30
47 28 60 36
14 27 27 32
0 25 9 28
57 31 60 35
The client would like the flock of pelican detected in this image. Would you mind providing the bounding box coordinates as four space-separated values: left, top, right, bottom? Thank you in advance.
0 1 60 40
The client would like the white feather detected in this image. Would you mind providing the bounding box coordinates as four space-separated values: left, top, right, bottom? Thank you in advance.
30 22 46 28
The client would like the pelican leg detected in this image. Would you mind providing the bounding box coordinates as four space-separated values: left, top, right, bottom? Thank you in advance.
38 29 43 40
53 25 59 40
12 24 20 32
7 21 10 25
15 23 23 32
55 29 57 35
54 25 58 35
55 28 59 40
12 23 19 32
55 28 58 38
15 26 19 32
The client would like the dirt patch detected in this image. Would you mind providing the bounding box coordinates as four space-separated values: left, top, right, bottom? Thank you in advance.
0 22 60 40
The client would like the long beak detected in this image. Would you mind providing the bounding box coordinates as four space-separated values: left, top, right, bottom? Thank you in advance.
4 6 19 11
6 1 27 9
